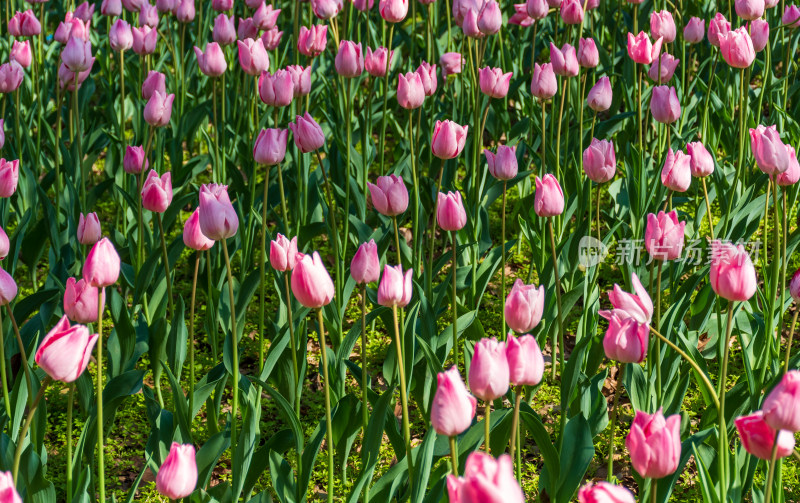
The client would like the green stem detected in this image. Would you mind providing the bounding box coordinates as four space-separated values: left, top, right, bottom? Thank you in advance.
188 253 199 427
501 182 507 337
764 429 780 503
12 377 51 482
409 110 420 273
156 214 174 317
548 219 564 383
378 24 395 176
393 216 403 267
317 308 335 503
392 304 414 497
315 151 341 296
509 388 523 481
96 287 106 503
637 66 642 152
258 165 272 374
360 284 369 434
66 383 74 501
0 308 11 417
718 303 735 503
607 363 625 481
540 100 546 177
702 178 715 240
655 261 663 404
343 79 352 270
452 230 459 370
449 436 458 475
484 401 491 453
212 78 220 183
5 306 33 406
277 163 291 235
784 309 798 374
723 68 746 236
221 239 239 454
285 274 299 417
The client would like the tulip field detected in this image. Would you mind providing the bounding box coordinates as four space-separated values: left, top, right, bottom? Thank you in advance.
2 0 800 501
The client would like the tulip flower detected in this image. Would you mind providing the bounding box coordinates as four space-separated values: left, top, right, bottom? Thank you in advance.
719 27 755 68
709 240 757 301
469 337 509 401
645 210 686 261
478 67 512 98
687 142 715 177
254 3 281 30
661 148 692 191
504 279 545 333
648 53 680 83
259 70 294 106
8 10 41 37
102 0 123 16
380 0 408 22
763 371 800 432
784 5 800 26
603 312 649 362
736 0 765 20
366 47 392 77
156 443 198 499
650 10 676 43
437 191 468 231
791 269 800 301
431 120 468 159
447 452 524 503
260 27 283 50
0 159 19 198
132 26 158 54
354 0 375 10
64 277 102 324
289 113 325 152
139 2 159 27
777 146 800 186
509 3 535 26
749 19 769 52
141 170 173 213
212 0 233 10
0 62 24 94
10 41 32 68
735 411 795 460
626 408 681 479
397 72 425 108
312 0 343 19
83 237 121 288
0 472 21 503
0 269 16 305
560 0 584 23
440 52 465 75
578 481 636 503
291 251 335 308
583 138 616 183
55 13 90 44
213 14 237 45
683 17 705 43
550 42 579 76
460 10 480 37
157 0 180 12
240 20 261 43
238 38 270 76
0 120 3 150
478 1 502 34
74 1 95 20
598 273 653 324
351 240 380 284
297 25 328 57
650 85 681 124
578 38 599 68
750 124 790 175
122 0 144 12
144 91 175 127
377 264 413 307
286 65 311 96
183 209 214 251
35 316 98 382
431 367 477 436
177 0 196 22
110 19 134 52
485 145 518 180
194 42 228 77
198 184 239 240
526 0 548 18
78 212 102 245
270 234 300 272
253 128 288 165
335 40 364 77
0 227 8 260
506 334 544 386
534 174 564 217
62 36 93 73
531 62 557 99
627 31 663 64
368 174 409 216
123 145 148 174
708 13 731 47
142 70 166 100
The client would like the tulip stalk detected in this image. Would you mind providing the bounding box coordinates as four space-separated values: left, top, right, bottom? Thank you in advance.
5 306 33 406
285 274 300 417
655 260 663 403
378 24 395 176
156 213 174 319
451 230 459 370
212 78 220 183
408 110 420 273
276 162 291 235
723 69 746 236
258 165 272 375
701 178 714 239
96 287 107 503
72 74 85 209
12 376 51 482
717 303 735 503
547 219 564 382
700 53 719 140
0 309 11 417
606 362 625 482
360 284 369 434
764 429 781 503
509 387 524 480
188 252 200 425
391 303 415 497
449 436 458 475
119 51 126 157
343 79 353 267
314 151 341 295
427 160 445 297
220 237 240 452
316 308 336 503
66 383 74 499
501 181 507 336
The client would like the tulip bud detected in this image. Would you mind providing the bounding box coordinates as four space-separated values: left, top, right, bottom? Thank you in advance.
253 128 288 165
462 9 482 38
124 145 148 174
661 148 692 191
141 170 173 213
0 159 20 197
261 27 283 50
78 212 102 245
531 62 557 99
750 124 790 175
64 277 102 324
708 13 731 47
627 31 663 64
577 37 599 68
506 334 544 386
238 38 270 76
198 184 239 240
736 0 765 20
526 0 548 18
603 312 649 362
763 371 800 432
431 120 468 159
437 191 468 231
469 337 509 401
478 67 512 99
368 174 409 216
194 42 228 76
270 234 299 272
645 210 686 261
440 52 465 75
142 70 166 100
534 174 564 217
417 61 438 96
212 13 236 44
709 240 757 301
777 145 800 186
598 273 653 324
650 85 681 124
683 17 705 44
132 26 158 54
380 0 408 22
0 226 8 260
749 19 769 52
183 209 214 251
259 70 295 106
286 65 311 96
447 453 524 503
504 279 545 333
477 0 502 34
312 0 343 19
0 62 24 94
583 138 616 183
297 25 328 57
397 72 425 109
431 367 477 436
177 0 196 22
83 237 121 288
626 408 681 479
560 0 584 24
735 411 795 460
335 40 364 77
291 251 335 308
144 91 175 127
366 47 392 77
719 26 755 68
62 36 93 73
650 10 676 43
110 20 134 52
102 0 123 16
34 315 98 382
648 53 680 83
485 145 518 180
687 142 715 177
139 2 159 27
783 5 800 27
377 264 413 307
156 443 198 499
10 40 32 68
212 0 233 10
289 112 325 153
351 240 380 284
0 269 17 305
550 42 579 77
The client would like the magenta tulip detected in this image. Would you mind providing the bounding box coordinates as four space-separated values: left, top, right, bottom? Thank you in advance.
238 38 270 75
259 70 295 106
708 13 731 47
124 145 148 174
35 315 98 382
110 20 134 52
437 191 468 231
194 42 228 76
286 65 311 96
366 47 393 77
377 263 414 307
749 19 770 52
0 227 8 260
102 0 123 16
397 72 425 109
132 26 158 54
683 17 705 43
212 13 236 44
583 138 616 183
526 0 548 18
506 334 544 386
212 0 233 10
469 337 509 401
577 37 599 68
648 53 680 83
440 52 465 75
141 170 173 213
351 240 380 284
735 411 795 460
0 159 19 197
142 70 166 100
335 40 364 77
261 27 283 50
661 148 692 191
736 0 765 20
783 5 800 26
578 481 636 503
598 273 653 324
62 36 93 73
603 311 649 363
83 237 121 288
485 145 518 180
560 0 584 23
0 62 24 93
719 27 755 68
531 62 557 99
777 146 800 186
368 174 409 216
626 408 681 479
763 371 800 432
650 10 676 43
253 128 288 165
534 174 564 217
312 0 342 18
504 279 545 333
687 142 715 177
139 2 159 27
709 240 757 301
198 184 239 240
447 452 524 503
0 472 21 503
64 277 101 324
380 0 408 22
177 0 196 22
627 31 663 64
183 209 214 251
645 210 686 261
431 367 477 436
144 91 175 127
297 25 328 57
289 113 325 152
78 212 102 245
479 67 512 98
156 443 198 499
477 0 502 34
270 234 299 271
550 42 579 76
10 40 32 68
750 124 790 175
8 10 41 37
650 85 681 124
292 251 335 308
431 120 468 159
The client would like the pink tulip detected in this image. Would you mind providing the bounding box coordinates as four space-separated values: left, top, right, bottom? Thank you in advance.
183 209 214 251
683 17 705 43
479 67 512 98
661 148 692 191
397 72 425 108
259 70 294 107
177 0 196 22
110 19 134 52
577 38 599 68
156 443 198 499
157 0 180 13
578 482 635 503
353 0 375 10
437 191 468 231
212 0 234 10
750 124 791 175
626 408 681 479
124 145 148 174
791 269 800 301
55 12 90 44
212 13 236 44
351 240 380 284
0 159 19 197
509 3 535 26
648 53 680 83
485 145 518 180
261 27 284 50
763 371 800 432
526 0 548 19
139 2 159 27
0 226 8 260
132 26 158 54
10 40 32 68
0 62 24 94
583 138 616 183
298 25 328 57
194 42 228 77
598 273 653 324
458 8 479 35
380 0 408 22
253 128 288 165
292 251 335 308
8 10 41 37
431 120 468 159
719 26 755 68
645 210 686 261
377 264 413 307
102 0 123 16
735 411 795 460
777 146 800 186
534 174 564 217
312 0 342 19
506 334 544 386
431 367 477 436
289 113 325 152
504 279 545 333
550 42 579 77
144 91 175 127
452 0 482 24
687 142 715 177
709 240 757 301
708 13 731 47
286 65 311 96
78 212 102 245
64 277 102 324
650 10 676 43
650 85 681 124
83 237 121 288
270 234 300 272
0 120 3 150
749 19 770 52
238 38 270 75
478 1 502 34
469 337 509 400
62 36 93 73
335 40 363 77
122 0 144 11
783 5 800 26
0 472 21 503
560 0 584 24
198 184 239 240
0 268 15 305
440 52 465 75
366 47 393 77
447 452 524 503
368 174 409 216
74 1 95 20
627 31 663 64
531 62 557 99
35 315 98 382
142 70 166 100
141 170 173 213
603 311 649 362
736 0 765 20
